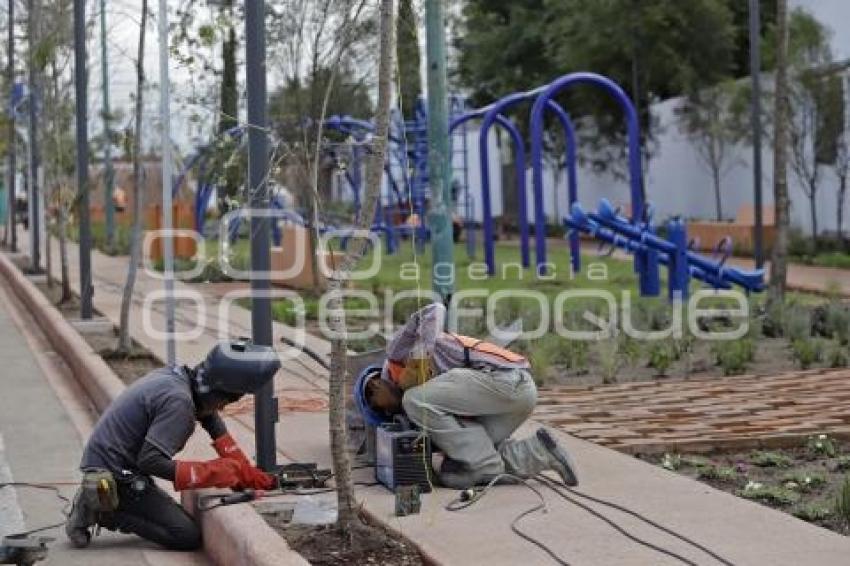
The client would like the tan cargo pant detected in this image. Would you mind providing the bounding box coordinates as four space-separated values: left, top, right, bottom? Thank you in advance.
401 367 538 475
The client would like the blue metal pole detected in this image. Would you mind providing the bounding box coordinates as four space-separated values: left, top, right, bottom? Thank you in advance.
530 72 647 283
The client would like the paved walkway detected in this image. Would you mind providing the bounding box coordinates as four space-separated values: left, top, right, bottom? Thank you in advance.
12 230 850 565
536 368 850 454
0 274 208 565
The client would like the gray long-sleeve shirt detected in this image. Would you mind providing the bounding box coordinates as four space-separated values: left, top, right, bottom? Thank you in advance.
381 303 529 385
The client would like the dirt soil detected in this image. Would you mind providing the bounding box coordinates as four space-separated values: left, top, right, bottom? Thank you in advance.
640 438 850 536
32 280 160 384
263 517 424 566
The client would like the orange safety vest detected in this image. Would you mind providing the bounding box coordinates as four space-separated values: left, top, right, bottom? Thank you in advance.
386 333 526 384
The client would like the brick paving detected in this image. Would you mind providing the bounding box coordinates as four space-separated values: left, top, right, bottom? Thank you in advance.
535 368 850 454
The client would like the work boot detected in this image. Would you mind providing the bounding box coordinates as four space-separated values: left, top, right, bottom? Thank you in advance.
65 487 93 548
500 428 579 487
536 428 579 487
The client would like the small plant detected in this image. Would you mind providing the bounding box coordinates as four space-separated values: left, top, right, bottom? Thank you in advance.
738 481 800 506
806 434 837 459
791 339 823 370
697 464 738 483
618 334 642 368
784 306 812 341
680 455 710 468
825 306 850 345
647 342 676 376
781 471 827 492
661 453 682 471
712 339 754 376
826 342 849 368
749 451 793 468
792 503 832 522
833 475 850 524
596 339 623 384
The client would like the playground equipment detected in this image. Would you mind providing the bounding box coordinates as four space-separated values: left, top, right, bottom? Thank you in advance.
451 70 763 297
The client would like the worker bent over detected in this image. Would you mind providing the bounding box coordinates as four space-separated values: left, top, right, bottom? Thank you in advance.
65 341 280 551
364 303 579 489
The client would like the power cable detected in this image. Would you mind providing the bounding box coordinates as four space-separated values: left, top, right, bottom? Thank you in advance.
535 475 736 566
444 473 570 566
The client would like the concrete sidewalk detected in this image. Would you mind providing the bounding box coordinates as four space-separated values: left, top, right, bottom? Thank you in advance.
0 276 208 565
15 231 850 565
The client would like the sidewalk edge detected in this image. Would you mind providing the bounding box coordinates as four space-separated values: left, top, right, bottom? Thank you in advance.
0 250 307 566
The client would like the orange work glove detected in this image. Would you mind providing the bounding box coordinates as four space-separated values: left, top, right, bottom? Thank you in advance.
212 433 277 490
173 458 243 491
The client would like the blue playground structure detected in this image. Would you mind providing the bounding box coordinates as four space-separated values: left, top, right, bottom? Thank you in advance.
450 71 764 298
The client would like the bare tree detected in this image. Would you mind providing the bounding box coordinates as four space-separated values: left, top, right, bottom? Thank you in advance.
769 0 791 304
788 79 821 241
118 0 148 353
325 0 393 536
679 81 749 221
834 123 850 240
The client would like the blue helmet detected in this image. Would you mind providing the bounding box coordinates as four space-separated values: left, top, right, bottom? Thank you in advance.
354 365 391 427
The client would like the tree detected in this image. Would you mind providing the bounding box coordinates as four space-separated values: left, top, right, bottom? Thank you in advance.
456 0 739 176
118 0 148 354
769 0 791 304
325 0 394 537
396 0 421 120
833 111 850 240
784 9 833 243
678 80 750 221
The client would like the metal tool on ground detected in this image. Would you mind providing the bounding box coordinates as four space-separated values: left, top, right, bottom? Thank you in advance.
274 463 332 490
0 535 51 566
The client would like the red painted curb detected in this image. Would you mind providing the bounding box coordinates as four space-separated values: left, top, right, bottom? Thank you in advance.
0 251 306 566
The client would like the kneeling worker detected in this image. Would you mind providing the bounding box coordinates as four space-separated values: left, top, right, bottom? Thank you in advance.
65 340 280 551
363 303 579 489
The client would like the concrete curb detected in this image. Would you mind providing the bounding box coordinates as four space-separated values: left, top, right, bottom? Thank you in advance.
0 251 306 566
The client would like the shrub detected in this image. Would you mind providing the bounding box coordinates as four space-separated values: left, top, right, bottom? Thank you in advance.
749 451 793 468
784 308 812 341
661 453 682 471
792 503 832 522
647 342 676 376
781 472 827 492
697 465 738 483
834 475 850 524
596 339 623 384
792 339 823 370
806 434 838 458
738 481 800 506
825 307 850 345
712 339 755 376
835 456 850 472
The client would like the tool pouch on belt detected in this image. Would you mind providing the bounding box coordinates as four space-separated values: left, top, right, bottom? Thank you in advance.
81 470 120 513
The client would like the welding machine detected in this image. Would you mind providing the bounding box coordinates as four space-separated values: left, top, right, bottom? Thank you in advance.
375 421 432 493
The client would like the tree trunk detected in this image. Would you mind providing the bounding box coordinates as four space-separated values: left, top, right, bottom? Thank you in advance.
118 0 147 353
768 0 790 305
713 167 723 221
837 174 847 241
327 0 394 535
809 189 817 245
49 60 71 303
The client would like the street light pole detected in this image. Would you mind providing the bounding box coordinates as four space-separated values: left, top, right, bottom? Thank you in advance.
750 0 764 268
158 0 176 365
27 0 40 273
425 0 454 304
245 0 276 471
100 0 115 250
6 0 16 253
73 0 92 318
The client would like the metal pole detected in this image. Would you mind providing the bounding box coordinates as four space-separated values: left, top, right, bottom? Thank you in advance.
100 0 115 250
245 0 276 471
158 0 176 365
749 0 764 268
425 0 454 303
74 0 93 319
27 0 40 272
7 0 16 253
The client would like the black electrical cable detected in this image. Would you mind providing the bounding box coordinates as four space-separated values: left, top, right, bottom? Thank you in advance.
0 482 71 537
279 336 331 370
536 475 735 566
445 474 570 566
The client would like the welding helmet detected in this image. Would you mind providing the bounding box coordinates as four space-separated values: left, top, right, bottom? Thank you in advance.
354 365 392 427
194 340 281 396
